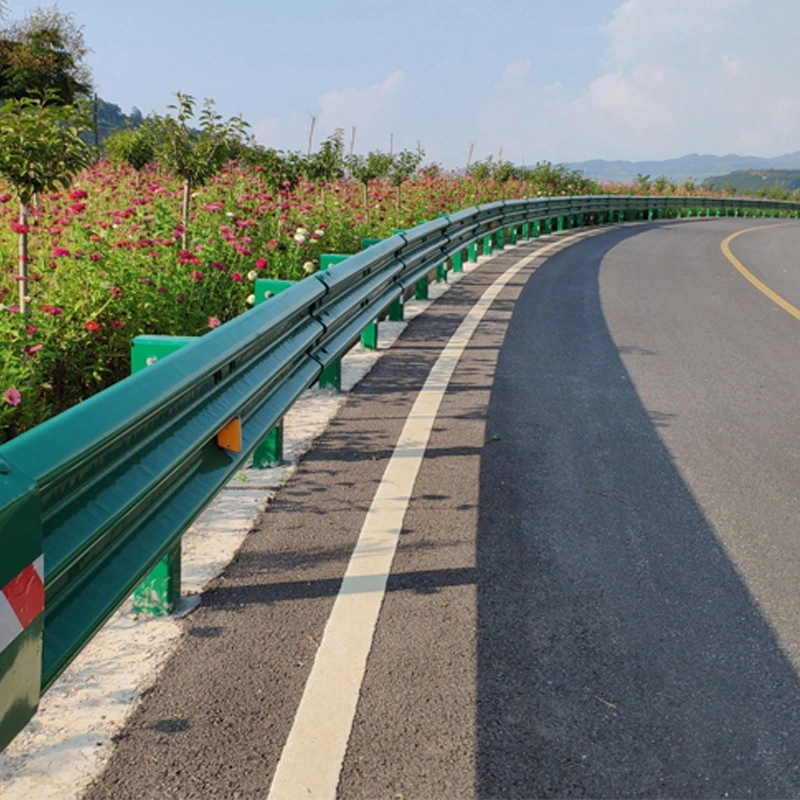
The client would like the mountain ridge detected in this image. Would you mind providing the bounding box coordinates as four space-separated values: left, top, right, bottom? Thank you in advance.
566 152 800 183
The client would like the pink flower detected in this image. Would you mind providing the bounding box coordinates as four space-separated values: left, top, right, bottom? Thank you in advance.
10 222 29 234
69 189 88 200
111 319 125 329
51 247 71 258
255 257 267 270
0 193 11 203
70 202 86 213
208 316 221 329
110 286 123 297
4 387 21 406
24 344 43 355
230 272 243 282
203 202 223 212
191 270 203 282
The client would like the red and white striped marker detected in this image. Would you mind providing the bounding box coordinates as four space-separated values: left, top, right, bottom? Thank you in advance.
0 556 44 655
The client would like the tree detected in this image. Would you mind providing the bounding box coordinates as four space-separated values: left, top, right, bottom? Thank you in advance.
0 6 91 105
305 128 345 183
104 123 156 184
151 92 249 249
0 95 91 314
345 150 393 221
388 147 423 213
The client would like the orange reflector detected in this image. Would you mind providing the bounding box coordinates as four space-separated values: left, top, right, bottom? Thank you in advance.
216 417 242 453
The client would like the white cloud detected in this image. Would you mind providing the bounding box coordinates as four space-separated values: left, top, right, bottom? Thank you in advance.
252 71 406 154
534 0 800 161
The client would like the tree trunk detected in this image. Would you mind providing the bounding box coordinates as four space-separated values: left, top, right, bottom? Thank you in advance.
18 203 28 316
181 179 191 250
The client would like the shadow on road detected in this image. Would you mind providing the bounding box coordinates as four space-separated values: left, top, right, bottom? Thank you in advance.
476 227 800 798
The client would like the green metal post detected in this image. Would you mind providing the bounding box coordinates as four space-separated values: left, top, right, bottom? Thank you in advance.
130 335 196 615
468 242 478 262
452 251 463 273
252 424 284 468
496 229 505 249
509 226 518 244
483 234 493 255
252 280 293 463
521 222 530 239
436 262 447 282
389 296 404 320
320 359 341 391
416 276 429 300
545 218 553 234
320 253 349 271
361 321 378 349
533 220 541 238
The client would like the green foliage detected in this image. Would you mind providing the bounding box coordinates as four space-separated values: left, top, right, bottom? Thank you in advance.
0 6 91 105
153 92 249 190
0 94 90 204
703 169 800 197
104 124 156 172
305 128 345 183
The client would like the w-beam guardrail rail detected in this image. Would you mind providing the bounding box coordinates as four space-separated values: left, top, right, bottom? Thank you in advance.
1 194 799 750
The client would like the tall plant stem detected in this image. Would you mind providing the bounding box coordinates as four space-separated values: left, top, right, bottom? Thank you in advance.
18 202 28 316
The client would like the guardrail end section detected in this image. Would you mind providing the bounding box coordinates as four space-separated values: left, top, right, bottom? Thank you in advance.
0 459 44 752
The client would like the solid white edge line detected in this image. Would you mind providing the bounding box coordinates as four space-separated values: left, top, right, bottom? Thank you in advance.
267 234 584 799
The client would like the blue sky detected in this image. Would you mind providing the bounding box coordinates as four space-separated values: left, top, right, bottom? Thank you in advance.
8 0 800 168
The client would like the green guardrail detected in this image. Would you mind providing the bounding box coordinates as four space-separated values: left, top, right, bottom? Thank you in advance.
1 193 799 751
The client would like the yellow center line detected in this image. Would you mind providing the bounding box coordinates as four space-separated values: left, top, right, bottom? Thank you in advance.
720 225 800 322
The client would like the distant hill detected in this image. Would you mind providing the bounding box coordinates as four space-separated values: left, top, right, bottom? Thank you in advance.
703 169 800 194
82 98 144 147
566 152 800 183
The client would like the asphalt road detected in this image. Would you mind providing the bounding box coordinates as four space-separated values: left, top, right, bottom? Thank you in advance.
85 219 800 799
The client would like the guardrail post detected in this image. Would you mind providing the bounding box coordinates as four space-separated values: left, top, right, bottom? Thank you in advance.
521 222 530 239
320 254 353 375
496 229 505 250
482 233 493 256
533 220 541 238
452 250 463 273
253 279 296 463
130 335 197 615
0 460 44 752
468 241 478 261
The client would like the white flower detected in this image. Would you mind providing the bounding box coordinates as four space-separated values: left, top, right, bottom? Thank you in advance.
295 226 309 236
313 228 324 239
303 261 315 274
294 233 307 244
246 294 256 306
247 270 258 281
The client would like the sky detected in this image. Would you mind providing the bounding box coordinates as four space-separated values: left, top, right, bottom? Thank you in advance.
7 0 800 168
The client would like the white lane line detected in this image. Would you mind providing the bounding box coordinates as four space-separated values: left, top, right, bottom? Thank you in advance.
267 234 584 800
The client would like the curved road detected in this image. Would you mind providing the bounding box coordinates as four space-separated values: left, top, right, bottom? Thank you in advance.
85 218 800 799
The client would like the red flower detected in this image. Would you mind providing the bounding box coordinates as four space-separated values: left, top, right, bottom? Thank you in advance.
191 271 203 281
10 222 30 234
110 286 123 297
85 320 101 332
231 272 243 282
255 257 268 269
69 189 88 200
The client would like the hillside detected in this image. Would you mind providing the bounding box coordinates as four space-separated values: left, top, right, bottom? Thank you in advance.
702 169 800 194
566 152 800 183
